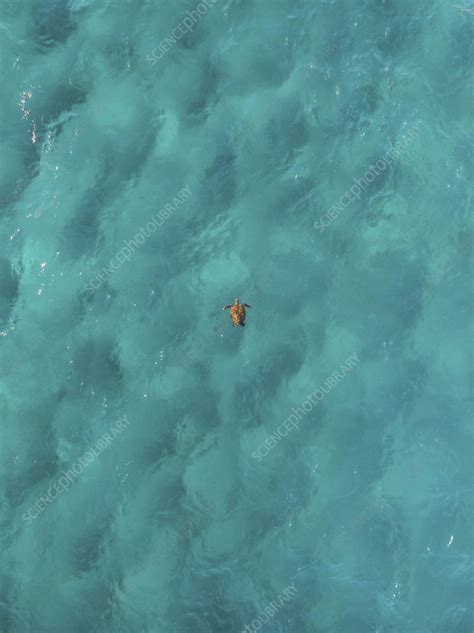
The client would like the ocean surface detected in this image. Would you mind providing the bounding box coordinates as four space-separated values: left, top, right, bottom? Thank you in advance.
0 0 473 632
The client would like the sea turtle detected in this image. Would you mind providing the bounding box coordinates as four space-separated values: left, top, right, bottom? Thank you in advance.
223 298 251 327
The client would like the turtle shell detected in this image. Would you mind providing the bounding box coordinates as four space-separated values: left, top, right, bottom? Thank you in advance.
230 304 245 326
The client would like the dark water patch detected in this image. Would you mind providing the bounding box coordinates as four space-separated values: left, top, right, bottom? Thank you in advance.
396 359 429 420
264 96 309 157
373 16 420 59
56 582 117 633
318 33 344 64
334 250 426 350
147 471 185 516
75 284 118 328
271 460 311 518
177 212 233 274
244 459 310 538
102 122 156 190
0 84 86 214
174 24 201 53
0 601 12 633
2 83 88 215
168 551 244 631
347 361 429 477
449 21 474 72
358 508 408 580
224 119 256 159
265 252 331 316
5 400 59 507
105 35 135 74
72 515 114 574
0 138 43 218
343 83 380 130
454 134 474 174
59 123 156 261
163 396 222 464
357 152 395 202
186 61 220 121
59 180 105 261
69 338 123 395
31 0 76 51
364 0 402 19
43 83 87 131
232 364 270 423
198 151 236 210
174 604 237 633
233 345 303 423
364 194 396 228
0 594 38 633
0 259 19 328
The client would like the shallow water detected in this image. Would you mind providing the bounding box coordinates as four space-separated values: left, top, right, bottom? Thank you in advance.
0 0 473 632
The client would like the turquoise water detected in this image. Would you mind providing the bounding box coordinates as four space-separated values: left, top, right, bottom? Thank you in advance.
0 0 473 631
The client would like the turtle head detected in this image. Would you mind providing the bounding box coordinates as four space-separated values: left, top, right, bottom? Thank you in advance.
234 298 239 304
